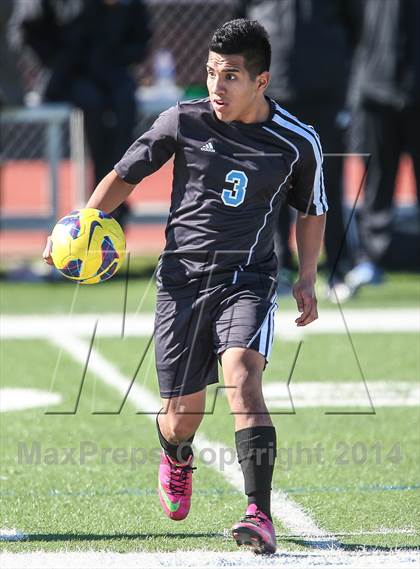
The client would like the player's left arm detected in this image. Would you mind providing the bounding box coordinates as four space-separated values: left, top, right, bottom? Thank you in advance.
293 212 326 327
287 125 328 326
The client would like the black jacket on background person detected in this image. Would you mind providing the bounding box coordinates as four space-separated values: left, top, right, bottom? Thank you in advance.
345 0 420 273
17 0 150 99
237 0 362 104
236 0 363 285
351 0 420 109
14 0 151 227
0 0 24 106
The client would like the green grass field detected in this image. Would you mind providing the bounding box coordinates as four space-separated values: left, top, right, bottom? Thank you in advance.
1 272 419 563
1 268 419 314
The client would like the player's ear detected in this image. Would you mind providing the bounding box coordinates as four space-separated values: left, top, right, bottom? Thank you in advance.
256 71 270 92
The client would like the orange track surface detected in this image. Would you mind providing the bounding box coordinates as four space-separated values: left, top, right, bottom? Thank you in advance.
0 156 416 259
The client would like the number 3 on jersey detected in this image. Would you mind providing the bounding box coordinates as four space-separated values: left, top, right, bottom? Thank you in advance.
221 170 248 207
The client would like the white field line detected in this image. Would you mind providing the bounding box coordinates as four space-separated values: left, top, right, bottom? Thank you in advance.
263 381 420 408
49 334 338 548
285 528 417 537
1 550 420 569
0 529 27 541
0 388 62 412
1 308 419 340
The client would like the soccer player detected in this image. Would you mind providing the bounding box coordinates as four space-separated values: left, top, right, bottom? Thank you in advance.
43 19 327 554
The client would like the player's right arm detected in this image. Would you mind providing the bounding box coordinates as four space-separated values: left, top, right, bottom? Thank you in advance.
43 104 179 265
42 171 135 265
85 170 136 213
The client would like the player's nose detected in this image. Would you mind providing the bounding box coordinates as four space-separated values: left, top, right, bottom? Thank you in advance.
213 76 226 95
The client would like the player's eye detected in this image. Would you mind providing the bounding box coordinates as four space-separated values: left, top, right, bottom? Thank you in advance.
226 74 236 81
207 69 215 77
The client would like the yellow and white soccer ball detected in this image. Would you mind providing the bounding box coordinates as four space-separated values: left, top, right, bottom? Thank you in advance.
51 208 126 284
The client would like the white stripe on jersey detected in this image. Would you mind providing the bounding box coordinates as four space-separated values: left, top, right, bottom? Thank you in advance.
275 102 325 159
273 103 326 215
244 129 300 267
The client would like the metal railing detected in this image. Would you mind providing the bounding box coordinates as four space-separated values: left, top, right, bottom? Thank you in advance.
0 104 85 229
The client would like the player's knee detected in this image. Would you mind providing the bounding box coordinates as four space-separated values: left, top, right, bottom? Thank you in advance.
227 370 264 411
165 414 203 443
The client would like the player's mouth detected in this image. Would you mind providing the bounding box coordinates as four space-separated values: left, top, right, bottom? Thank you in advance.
212 98 228 109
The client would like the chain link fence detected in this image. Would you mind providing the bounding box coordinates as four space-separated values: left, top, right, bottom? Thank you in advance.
138 0 239 87
1 0 239 230
16 0 240 98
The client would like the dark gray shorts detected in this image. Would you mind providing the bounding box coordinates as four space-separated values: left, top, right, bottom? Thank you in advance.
154 272 278 399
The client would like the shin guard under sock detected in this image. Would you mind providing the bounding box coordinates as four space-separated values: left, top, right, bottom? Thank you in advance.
235 425 277 519
156 413 194 463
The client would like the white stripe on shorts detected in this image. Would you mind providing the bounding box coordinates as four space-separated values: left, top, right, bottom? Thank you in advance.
247 293 278 360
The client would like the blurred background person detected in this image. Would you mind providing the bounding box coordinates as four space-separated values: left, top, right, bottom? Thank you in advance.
0 0 24 110
346 0 420 292
0 0 25 213
238 0 362 302
15 0 151 228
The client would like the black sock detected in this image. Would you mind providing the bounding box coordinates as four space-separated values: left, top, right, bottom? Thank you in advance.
235 426 277 520
156 413 194 463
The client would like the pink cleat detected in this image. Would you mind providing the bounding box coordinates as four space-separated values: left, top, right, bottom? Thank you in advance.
158 451 195 521
232 503 277 554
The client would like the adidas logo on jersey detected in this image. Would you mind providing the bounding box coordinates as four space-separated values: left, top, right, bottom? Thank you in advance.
201 142 215 152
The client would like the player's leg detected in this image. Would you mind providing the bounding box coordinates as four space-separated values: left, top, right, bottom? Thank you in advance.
156 389 206 521
213 273 277 552
222 347 276 514
157 388 206 460
154 287 217 520
222 347 271 425
221 347 277 554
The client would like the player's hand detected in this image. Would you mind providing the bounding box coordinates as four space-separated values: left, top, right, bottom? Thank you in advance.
292 278 318 327
42 235 54 266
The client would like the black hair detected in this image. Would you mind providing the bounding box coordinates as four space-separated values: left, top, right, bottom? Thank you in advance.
209 18 271 78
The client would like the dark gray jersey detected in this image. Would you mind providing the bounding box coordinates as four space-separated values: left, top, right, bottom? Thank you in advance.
115 97 327 287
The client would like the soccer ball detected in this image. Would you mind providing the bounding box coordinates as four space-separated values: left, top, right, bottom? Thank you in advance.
51 208 126 284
